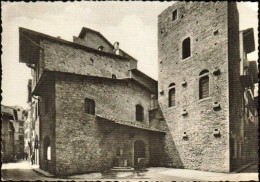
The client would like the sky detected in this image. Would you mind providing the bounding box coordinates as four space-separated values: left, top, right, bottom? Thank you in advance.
1 2 258 109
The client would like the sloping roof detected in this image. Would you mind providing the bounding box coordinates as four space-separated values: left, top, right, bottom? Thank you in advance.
96 114 165 133
19 27 130 65
78 27 114 48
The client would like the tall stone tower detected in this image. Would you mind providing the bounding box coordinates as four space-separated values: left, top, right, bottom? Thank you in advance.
158 2 240 172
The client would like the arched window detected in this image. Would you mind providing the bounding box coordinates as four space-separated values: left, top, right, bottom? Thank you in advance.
43 136 51 160
199 70 209 99
85 98 95 115
98 45 104 51
136 105 144 122
112 74 117 79
182 37 191 59
168 83 176 107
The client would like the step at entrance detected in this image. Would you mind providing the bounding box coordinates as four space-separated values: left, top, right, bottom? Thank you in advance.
110 167 135 171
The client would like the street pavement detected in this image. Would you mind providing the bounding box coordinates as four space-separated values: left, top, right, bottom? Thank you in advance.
1 160 258 181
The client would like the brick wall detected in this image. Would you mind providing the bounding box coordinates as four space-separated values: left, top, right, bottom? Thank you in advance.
158 2 231 172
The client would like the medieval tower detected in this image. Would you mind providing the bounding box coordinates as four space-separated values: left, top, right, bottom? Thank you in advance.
158 2 249 172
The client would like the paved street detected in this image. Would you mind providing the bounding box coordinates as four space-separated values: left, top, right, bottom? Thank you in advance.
2 160 258 181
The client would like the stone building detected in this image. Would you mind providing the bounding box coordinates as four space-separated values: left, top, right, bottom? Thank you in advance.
24 79 40 165
158 2 258 172
19 2 258 175
11 106 26 159
1 105 15 162
1 105 26 161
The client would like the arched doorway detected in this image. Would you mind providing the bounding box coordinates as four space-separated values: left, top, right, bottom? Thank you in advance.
134 140 145 166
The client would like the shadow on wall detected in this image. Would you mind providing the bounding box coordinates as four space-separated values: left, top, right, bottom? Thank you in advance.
158 104 184 169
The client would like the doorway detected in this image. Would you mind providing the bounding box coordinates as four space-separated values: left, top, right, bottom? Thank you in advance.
134 140 145 166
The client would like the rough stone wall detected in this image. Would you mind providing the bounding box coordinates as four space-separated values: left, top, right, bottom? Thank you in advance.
41 39 130 79
54 76 159 175
158 2 230 172
38 81 56 174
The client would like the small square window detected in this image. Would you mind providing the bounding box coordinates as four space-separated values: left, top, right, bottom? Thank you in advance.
172 10 177 22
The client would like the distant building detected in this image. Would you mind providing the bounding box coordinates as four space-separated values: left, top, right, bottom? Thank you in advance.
10 106 26 159
1 105 16 162
23 79 40 165
19 2 258 176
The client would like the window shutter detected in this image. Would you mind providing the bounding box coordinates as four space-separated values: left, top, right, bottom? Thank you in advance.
200 76 209 99
169 88 176 107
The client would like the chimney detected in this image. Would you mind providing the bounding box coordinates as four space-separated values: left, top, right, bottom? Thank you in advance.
113 42 120 55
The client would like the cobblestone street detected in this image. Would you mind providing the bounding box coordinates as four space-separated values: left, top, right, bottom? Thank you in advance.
2 160 258 181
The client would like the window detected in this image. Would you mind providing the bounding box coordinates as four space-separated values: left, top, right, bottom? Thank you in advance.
85 98 95 115
199 70 209 99
44 136 51 160
19 128 24 133
168 83 176 107
19 121 23 126
172 10 177 21
182 37 191 59
112 74 117 79
35 104 38 119
136 105 144 122
19 135 24 144
98 45 104 51
13 110 18 120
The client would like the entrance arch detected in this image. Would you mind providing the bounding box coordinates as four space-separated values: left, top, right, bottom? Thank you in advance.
134 140 145 166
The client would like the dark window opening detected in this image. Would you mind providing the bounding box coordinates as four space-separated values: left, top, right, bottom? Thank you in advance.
13 110 18 120
35 103 38 119
182 37 191 59
199 70 209 99
112 74 117 79
172 10 177 21
85 98 95 115
136 105 144 122
98 45 104 51
169 88 176 107
19 135 24 144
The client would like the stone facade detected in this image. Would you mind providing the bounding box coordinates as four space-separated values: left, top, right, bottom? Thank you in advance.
53 75 164 175
19 1 258 176
158 1 258 172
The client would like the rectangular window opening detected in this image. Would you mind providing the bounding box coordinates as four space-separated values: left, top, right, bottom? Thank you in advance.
172 10 177 22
